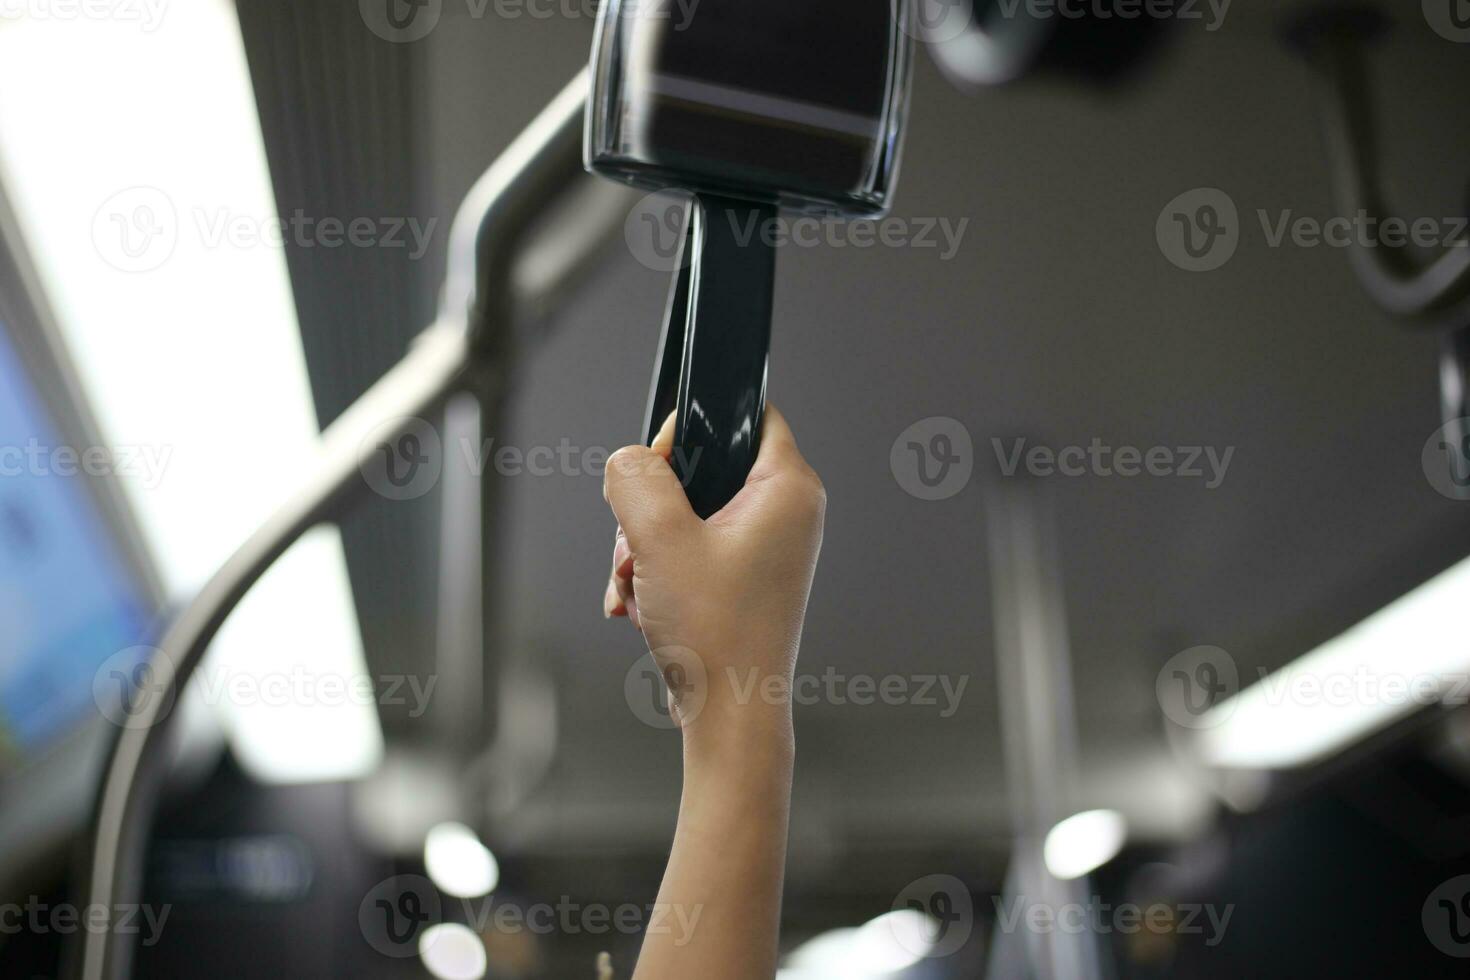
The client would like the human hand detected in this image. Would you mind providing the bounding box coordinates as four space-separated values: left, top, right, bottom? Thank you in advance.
601 405 826 740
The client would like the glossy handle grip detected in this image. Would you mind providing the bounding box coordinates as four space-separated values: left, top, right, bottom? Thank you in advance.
645 194 777 518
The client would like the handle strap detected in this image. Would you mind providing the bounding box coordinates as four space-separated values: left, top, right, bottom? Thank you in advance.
644 193 777 518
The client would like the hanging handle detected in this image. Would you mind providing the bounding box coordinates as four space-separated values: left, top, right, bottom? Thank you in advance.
644 193 777 519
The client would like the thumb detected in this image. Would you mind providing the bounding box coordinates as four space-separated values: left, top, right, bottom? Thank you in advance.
604 443 699 553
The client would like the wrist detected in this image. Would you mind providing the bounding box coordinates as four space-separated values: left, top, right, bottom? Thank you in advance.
682 698 794 775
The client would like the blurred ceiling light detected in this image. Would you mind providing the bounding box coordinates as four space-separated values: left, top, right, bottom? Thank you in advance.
853 910 935 971
419 923 489 980
781 908 934 978
0 0 382 781
1043 809 1127 881
781 928 862 979
425 822 501 899
1197 554 1470 770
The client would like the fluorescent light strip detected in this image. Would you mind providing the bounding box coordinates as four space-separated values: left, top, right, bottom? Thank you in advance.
0 2 383 783
1198 553 1470 770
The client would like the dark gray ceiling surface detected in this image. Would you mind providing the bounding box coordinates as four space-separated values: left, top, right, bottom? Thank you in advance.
327 3 1470 866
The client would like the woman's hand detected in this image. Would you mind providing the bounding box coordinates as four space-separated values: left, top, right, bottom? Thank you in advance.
600 404 825 980
602 403 826 743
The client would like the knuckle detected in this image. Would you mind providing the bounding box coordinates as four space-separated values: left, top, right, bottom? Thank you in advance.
606 446 649 481
786 467 827 520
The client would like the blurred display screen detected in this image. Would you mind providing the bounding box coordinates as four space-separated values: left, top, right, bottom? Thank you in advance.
0 324 150 763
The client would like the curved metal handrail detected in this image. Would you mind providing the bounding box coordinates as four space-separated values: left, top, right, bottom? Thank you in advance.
74 70 591 980
1292 12 1470 320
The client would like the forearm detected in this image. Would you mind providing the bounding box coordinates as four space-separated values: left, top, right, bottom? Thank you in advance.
633 705 795 980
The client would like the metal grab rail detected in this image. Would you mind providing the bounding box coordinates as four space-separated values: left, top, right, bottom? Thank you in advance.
1291 10 1470 321
73 69 593 980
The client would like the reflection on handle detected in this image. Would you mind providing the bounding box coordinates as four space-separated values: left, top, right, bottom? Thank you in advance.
645 193 777 518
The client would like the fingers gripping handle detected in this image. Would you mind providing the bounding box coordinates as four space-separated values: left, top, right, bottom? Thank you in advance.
644 193 777 518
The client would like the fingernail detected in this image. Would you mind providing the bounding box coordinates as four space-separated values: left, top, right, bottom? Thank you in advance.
612 535 632 578
626 596 640 631
603 581 619 618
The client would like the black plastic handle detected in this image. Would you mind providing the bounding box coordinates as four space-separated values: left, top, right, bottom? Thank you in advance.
644 193 777 518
